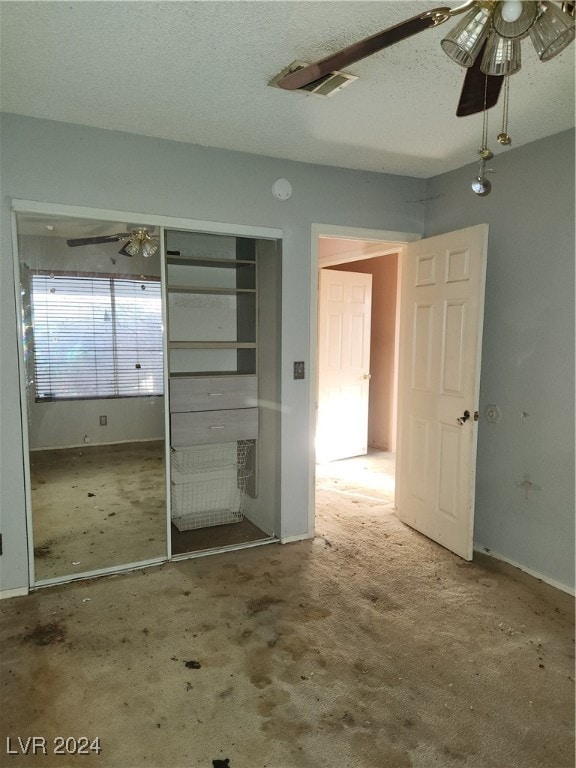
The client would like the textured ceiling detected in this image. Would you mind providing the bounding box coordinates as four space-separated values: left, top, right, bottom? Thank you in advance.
1 1 574 178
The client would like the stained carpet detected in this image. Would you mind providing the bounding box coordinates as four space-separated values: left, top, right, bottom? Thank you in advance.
0 460 573 768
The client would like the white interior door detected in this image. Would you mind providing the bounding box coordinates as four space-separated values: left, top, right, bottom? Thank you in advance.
317 268 372 463
395 224 488 560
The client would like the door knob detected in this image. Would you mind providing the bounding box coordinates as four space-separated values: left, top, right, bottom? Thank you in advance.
363 373 372 380
457 410 471 425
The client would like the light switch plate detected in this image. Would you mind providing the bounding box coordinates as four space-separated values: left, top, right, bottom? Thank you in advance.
293 361 305 380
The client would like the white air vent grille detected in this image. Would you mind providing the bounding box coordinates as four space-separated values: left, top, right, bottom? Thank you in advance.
269 61 358 97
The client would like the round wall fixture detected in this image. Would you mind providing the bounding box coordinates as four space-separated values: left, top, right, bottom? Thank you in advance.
272 178 293 200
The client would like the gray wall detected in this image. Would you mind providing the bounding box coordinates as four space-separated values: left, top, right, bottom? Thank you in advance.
0 113 426 591
2 114 573 593
425 129 575 590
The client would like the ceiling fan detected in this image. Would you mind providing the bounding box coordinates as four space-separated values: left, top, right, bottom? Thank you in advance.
277 1 575 117
66 227 159 258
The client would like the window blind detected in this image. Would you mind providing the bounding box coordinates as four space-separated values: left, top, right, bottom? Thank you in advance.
30 274 163 400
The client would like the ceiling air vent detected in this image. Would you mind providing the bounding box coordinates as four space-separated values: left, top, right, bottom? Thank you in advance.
269 61 358 97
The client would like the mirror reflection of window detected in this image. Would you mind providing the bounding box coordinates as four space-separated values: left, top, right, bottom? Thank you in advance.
30 273 163 400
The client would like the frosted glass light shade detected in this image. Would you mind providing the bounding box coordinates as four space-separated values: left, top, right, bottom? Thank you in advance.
142 240 158 259
481 31 522 75
124 239 141 257
441 6 492 67
529 1 576 61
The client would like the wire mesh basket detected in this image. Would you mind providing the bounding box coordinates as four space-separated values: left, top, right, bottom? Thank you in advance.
171 440 253 473
171 468 252 531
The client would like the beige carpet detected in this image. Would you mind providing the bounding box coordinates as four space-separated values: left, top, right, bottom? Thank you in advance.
30 442 167 581
30 442 269 582
1 458 573 768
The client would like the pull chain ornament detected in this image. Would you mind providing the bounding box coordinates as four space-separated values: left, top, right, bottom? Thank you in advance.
497 75 512 145
472 75 493 196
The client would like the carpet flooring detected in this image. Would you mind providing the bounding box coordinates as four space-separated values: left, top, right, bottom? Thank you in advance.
1 453 573 768
30 442 167 581
29 442 269 583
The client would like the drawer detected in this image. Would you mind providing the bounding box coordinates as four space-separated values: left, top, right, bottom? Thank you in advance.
171 408 258 446
169 376 257 412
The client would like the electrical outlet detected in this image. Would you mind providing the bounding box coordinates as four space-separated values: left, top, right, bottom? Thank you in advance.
99 415 107 426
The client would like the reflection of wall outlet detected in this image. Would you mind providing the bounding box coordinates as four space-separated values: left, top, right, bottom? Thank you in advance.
485 405 501 423
99 415 107 426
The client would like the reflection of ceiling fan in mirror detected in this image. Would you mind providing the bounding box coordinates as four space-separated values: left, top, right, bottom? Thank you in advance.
66 227 159 258
277 1 575 116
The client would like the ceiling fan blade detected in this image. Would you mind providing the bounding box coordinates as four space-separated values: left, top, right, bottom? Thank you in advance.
277 6 452 90
66 233 130 247
456 44 504 117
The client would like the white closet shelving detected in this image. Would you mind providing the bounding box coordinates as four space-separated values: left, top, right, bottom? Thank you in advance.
165 232 261 533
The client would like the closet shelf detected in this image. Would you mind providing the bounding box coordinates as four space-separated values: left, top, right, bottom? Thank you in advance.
169 341 256 350
167 256 255 268
168 285 256 295
169 371 256 379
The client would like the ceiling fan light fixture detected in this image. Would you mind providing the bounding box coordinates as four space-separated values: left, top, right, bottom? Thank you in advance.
124 238 141 257
529 1 576 60
481 30 522 75
141 239 158 259
440 6 493 67
121 227 159 258
492 1 539 39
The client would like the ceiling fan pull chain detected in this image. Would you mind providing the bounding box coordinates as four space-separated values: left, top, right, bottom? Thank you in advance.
497 75 512 145
481 72 489 150
471 73 493 196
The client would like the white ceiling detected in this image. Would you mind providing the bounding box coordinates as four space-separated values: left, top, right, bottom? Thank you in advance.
1 1 574 178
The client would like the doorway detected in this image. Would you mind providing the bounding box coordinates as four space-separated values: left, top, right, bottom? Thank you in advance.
315 232 404 514
312 223 489 562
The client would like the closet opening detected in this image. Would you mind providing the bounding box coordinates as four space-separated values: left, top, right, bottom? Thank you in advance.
12 204 283 587
165 229 282 558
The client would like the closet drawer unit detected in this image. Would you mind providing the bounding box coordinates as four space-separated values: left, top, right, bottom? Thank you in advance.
171 408 258 446
169 376 257 412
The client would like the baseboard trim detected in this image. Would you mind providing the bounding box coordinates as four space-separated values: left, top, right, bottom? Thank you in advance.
280 533 314 544
0 587 29 600
474 546 575 596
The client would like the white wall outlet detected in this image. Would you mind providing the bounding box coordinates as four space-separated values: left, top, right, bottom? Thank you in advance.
485 405 501 423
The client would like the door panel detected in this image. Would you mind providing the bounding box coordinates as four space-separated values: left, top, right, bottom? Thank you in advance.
396 225 488 560
317 269 372 463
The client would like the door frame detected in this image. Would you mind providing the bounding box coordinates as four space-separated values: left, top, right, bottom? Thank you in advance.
309 223 421 536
